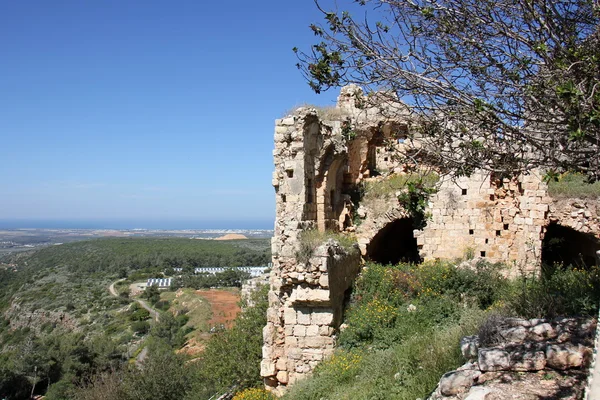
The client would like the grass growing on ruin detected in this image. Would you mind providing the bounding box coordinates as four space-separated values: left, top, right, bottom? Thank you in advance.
296 229 358 263
547 172 600 198
281 104 349 121
359 172 439 226
284 260 600 400
363 172 439 200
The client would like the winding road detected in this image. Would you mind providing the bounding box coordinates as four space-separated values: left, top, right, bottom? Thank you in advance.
108 279 159 321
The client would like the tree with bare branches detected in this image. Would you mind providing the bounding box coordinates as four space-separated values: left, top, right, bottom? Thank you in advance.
295 0 600 179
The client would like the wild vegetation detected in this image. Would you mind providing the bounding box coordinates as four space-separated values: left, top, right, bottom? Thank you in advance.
296 229 358 263
71 285 270 400
0 237 270 400
547 172 600 199
283 260 600 399
359 172 439 228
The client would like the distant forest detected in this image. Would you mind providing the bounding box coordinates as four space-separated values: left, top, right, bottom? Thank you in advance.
8 237 269 271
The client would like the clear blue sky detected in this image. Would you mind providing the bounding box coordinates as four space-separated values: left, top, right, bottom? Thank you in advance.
0 1 339 229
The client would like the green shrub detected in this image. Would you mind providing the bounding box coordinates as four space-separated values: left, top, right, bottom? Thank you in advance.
45 380 75 400
154 300 171 311
505 265 600 318
338 260 505 350
350 260 507 312
285 310 485 400
128 304 150 322
131 321 150 335
313 350 363 383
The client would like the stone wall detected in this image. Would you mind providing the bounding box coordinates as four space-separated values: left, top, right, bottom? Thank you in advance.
261 239 360 393
417 172 550 272
264 99 365 393
263 86 600 394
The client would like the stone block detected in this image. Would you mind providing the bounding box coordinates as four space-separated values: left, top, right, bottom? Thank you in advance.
283 307 297 325
460 335 480 360
304 336 333 349
276 370 289 384
464 386 492 400
261 360 276 377
529 322 557 340
280 117 295 126
284 325 294 336
509 350 546 371
312 310 334 326
262 344 273 359
263 323 276 345
319 274 329 288
305 325 319 337
297 309 311 325
319 325 333 336
502 326 528 343
438 369 481 396
287 348 302 360
545 344 587 369
478 348 510 371
276 357 287 371
302 348 324 361
285 336 298 347
267 308 279 324
293 287 330 304
293 325 306 337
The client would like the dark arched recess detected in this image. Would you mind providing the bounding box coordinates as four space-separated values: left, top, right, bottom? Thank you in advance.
366 218 421 265
541 222 600 272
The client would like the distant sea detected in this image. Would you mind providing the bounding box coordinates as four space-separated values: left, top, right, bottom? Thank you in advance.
0 219 274 230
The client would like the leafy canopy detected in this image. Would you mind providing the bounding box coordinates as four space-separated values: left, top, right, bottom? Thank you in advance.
297 0 600 179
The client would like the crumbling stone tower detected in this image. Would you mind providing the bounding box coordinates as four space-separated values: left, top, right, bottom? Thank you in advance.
262 86 600 394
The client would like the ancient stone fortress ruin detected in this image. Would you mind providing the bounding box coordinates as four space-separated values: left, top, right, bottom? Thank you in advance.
261 86 600 394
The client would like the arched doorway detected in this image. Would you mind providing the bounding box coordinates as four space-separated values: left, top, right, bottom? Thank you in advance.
541 223 600 271
366 218 421 264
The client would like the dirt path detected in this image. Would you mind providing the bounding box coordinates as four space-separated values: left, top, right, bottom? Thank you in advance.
135 347 149 367
108 278 123 297
108 279 159 321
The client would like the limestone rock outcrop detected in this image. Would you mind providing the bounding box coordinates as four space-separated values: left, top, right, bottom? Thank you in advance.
429 317 597 400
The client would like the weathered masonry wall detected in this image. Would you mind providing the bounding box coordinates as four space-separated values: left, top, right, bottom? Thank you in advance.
263 86 600 394
416 174 600 271
416 172 550 271
263 109 362 393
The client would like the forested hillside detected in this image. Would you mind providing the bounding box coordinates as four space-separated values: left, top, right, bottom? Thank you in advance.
0 237 271 399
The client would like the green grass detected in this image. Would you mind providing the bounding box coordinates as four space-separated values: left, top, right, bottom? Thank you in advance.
363 172 439 200
296 229 358 263
284 312 483 400
547 172 600 198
